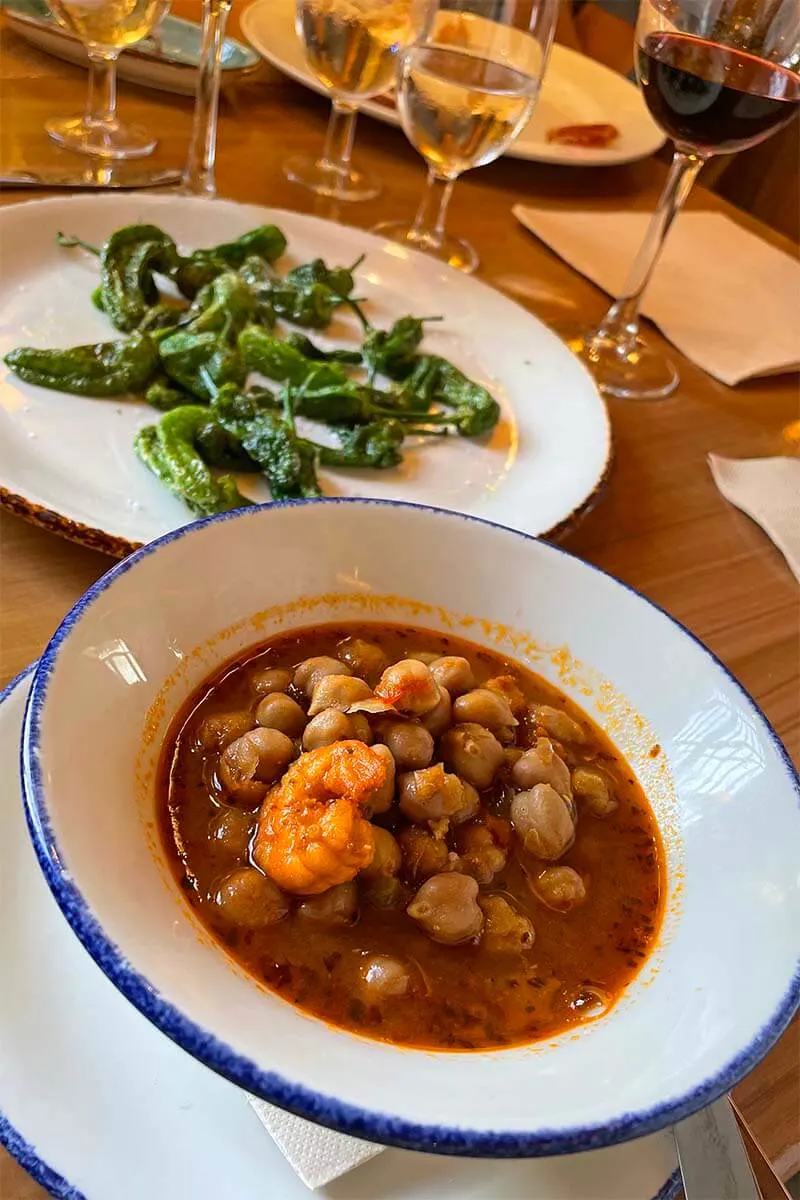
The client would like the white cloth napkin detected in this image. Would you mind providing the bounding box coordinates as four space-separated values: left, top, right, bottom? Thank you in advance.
513 206 800 386
249 1097 383 1190
709 454 800 581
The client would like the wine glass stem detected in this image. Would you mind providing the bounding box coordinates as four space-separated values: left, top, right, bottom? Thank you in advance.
183 0 232 198
321 101 358 174
595 149 705 350
411 169 456 249
86 49 120 127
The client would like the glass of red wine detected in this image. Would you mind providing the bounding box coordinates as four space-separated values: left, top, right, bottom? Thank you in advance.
557 0 800 400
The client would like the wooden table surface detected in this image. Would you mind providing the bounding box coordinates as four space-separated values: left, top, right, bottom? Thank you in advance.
1 5 798 1198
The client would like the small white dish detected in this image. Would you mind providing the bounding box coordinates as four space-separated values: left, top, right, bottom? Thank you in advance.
0 668 685 1198
20 500 800 1157
0 193 610 556
241 0 666 167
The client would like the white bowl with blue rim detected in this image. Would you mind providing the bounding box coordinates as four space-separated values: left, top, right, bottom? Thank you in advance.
21 500 800 1156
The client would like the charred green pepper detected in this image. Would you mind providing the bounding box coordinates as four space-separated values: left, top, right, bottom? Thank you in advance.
97 224 180 333
158 330 246 401
4 332 159 397
238 326 347 388
319 420 405 469
174 225 287 298
134 405 252 516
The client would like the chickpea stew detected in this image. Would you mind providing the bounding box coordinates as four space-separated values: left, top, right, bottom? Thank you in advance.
160 624 664 1051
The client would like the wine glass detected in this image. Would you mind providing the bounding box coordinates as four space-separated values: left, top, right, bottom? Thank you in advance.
374 0 559 273
284 0 434 201
181 0 233 197
557 0 800 401
46 0 171 159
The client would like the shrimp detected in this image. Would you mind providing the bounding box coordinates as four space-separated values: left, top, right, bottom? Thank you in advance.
252 741 387 895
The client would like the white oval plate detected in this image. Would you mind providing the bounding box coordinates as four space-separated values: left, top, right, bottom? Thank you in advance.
0 194 610 555
240 0 665 167
0 667 681 1200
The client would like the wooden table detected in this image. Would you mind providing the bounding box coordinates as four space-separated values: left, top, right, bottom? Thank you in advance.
1 7 798 1197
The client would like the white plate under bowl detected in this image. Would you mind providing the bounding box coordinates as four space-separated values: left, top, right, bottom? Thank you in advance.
20 500 800 1158
0 193 610 556
241 0 666 167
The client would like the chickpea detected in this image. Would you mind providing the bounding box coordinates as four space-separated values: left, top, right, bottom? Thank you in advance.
480 895 535 953
301 709 374 751
249 667 293 697
308 675 372 717
398 764 472 824
359 955 411 999
209 807 254 858
407 873 484 945
360 826 402 881
219 727 295 803
533 866 587 912
337 637 388 684
404 650 440 666
379 720 434 771
364 743 395 814
430 656 475 697
533 704 586 745
297 881 358 925
293 656 351 699
375 659 440 715
420 685 452 737
454 815 512 884
302 708 353 751
485 674 527 716
572 767 618 817
440 723 504 789
398 825 451 881
255 692 307 738
197 711 255 751
453 688 518 732
348 713 373 744
511 783 575 860
212 867 287 927
512 738 572 798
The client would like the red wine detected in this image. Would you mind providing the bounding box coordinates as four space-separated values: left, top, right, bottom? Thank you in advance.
636 32 800 154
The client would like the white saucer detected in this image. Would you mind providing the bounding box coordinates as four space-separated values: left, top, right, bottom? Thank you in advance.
0 667 680 1199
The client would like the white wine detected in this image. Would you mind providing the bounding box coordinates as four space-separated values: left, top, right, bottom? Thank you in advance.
398 45 538 175
298 0 426 99
48 0 169 49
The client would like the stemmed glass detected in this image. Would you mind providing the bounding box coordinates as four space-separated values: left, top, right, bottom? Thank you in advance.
45 0 171 159
374 0 559 273
182 0 233 197
557 0 800 401
284 0 434 201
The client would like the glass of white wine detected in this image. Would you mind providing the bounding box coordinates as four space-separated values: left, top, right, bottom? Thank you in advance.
285 0 434 201
376 0 558 272
46 0 171 159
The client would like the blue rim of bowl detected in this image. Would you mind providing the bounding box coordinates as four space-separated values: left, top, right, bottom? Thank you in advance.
20 498 800 1158
0 669 679 1200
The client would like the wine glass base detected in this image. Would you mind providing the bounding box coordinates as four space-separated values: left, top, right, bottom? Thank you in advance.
283 154 380 201
556 321 680 400
373 220 478 274
46 116 157 160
